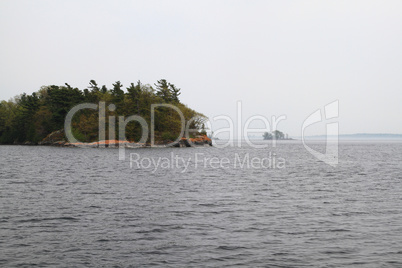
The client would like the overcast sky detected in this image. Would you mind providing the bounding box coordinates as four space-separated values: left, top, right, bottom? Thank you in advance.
1 0 401 136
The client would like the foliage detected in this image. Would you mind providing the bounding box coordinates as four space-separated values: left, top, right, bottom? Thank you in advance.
262 132 273 140
273 130 285 140
263 130 285 140
0 79 207 144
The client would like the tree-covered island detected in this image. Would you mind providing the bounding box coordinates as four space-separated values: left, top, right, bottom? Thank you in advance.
263 130 292 140
0 79 211 147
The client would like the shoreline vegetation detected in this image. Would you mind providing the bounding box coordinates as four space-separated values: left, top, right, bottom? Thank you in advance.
0 79 212 147
262 130 293 140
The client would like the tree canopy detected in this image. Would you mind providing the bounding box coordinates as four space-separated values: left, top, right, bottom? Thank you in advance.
263 130 285 140
0 79 206 144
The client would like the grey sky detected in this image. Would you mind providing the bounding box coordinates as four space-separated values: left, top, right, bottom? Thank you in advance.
1 0 401 136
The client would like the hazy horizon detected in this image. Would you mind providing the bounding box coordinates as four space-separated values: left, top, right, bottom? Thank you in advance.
1 0 401 136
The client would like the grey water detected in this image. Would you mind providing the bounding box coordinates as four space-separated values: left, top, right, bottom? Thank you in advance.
1 141 402 267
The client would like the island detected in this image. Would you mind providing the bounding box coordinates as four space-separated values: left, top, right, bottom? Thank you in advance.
262 130 293 140
0 79 212 147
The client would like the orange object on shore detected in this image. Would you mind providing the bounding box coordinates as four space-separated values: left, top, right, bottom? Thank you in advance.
188 135 211 143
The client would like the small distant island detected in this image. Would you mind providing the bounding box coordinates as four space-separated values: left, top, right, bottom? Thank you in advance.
0 79 211 147
262 130 293 140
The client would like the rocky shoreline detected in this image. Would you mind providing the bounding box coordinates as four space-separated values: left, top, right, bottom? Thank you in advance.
14 130 213 148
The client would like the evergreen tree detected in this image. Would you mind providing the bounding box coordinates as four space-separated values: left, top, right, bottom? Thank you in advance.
111 81 124 113
169 83 181 103
155 79 172 102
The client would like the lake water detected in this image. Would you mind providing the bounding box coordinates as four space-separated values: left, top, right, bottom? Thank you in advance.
1 141 402 267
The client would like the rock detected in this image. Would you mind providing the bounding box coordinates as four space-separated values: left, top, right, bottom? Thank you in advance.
188 135 212 146
52 140 66 146
40 129 66 145
162 135 212 147
23 141 36 145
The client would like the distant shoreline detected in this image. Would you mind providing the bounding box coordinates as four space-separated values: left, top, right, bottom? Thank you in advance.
215 133 402 142
300 133 402 140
